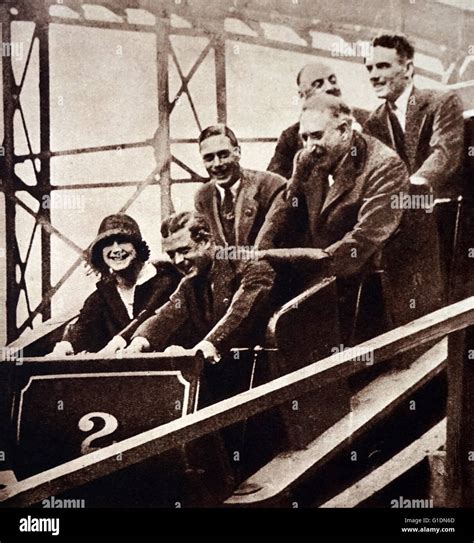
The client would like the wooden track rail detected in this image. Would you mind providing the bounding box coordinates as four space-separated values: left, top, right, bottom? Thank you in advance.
1 297 474 507
226 338 447 505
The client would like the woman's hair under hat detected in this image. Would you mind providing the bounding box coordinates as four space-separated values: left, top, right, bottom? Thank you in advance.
87 213 150 275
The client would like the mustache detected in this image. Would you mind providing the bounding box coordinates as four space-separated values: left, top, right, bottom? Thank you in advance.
211 165 230 173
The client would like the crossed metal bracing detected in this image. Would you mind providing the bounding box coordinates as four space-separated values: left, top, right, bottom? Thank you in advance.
1 0 471 343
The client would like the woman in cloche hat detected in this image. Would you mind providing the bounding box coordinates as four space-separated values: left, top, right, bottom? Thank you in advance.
49 214 180 356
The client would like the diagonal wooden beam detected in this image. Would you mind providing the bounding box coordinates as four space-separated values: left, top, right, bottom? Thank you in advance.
1 298 474 507
225 338 447 505
320 419 446 508
169 39 214 115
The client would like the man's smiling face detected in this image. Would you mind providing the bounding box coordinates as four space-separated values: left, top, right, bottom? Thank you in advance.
200 134 241 188
163 227 212 278
299 108 348 170
365 46 411 102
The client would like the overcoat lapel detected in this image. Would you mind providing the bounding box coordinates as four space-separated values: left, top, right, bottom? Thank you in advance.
97 281 130 328
234 170 259 246
404 88 429 173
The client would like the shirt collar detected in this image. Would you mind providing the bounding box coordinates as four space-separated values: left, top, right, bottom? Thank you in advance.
393 82 414 116
215 179 241 200
135 261 157 286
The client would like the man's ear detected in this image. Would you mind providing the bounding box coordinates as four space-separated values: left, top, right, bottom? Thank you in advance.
233 146 241 159
338 120 352 140
202 237 213 249
405 59 414 80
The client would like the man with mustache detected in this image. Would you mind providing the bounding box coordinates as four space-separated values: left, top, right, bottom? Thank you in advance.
260 94 410 342
267 62 370 180
49 214 180 355
195 124 285 250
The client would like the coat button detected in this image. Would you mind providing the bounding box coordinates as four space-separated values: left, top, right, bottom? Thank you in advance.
245 208 254 216
223 298 230 305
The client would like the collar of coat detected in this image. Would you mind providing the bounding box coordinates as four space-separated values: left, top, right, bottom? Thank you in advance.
203 168 261 246
367 87 431 170
300 130 367 217
95 261 165 328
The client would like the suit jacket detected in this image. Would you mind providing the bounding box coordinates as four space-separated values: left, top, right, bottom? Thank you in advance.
134 258 276 354
268 107 370 180
194 168 285 249
364 87 464 197
262 131 409 277
261 131 442 333
63 261 181 353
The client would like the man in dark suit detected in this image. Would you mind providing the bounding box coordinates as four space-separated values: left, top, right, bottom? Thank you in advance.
267 62 370 180
260 94 411 341
364 33 461 311
124 211 276 371
195 125 285 249
124 212 283 480
364 34 464 197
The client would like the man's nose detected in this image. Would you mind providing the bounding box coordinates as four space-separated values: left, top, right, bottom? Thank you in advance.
321 79 334 93
305 135 320 147
212 155 222 168
110 241 121 252
370 66 381 80
174 253 185 265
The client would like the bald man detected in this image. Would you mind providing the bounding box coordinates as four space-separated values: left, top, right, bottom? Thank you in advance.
267 62 370 179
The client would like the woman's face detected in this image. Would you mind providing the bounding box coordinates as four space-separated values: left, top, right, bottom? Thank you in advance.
102 238 137 273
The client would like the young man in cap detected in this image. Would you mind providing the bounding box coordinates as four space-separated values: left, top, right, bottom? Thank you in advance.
49 213 181 355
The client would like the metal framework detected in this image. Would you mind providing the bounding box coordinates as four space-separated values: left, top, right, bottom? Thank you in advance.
1 0 472 342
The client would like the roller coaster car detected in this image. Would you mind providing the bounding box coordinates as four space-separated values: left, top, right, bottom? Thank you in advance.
0 275 354 506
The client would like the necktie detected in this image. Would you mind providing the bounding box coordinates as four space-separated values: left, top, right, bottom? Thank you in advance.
220 187 236 245
387 102 409 166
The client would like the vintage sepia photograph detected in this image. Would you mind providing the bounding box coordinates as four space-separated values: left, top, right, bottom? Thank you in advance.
0 0 473 538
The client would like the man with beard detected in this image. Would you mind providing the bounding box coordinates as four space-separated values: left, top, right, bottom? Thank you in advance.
259 94 410 342
267 62 370 180
195 125 285 250
48 214 180 355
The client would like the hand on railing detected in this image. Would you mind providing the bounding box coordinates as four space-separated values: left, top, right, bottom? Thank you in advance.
194 340 221 364
120 336 151 355
163 341 220 363
97 335 127 356
45 340 74 358
163 345 193 357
